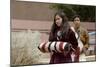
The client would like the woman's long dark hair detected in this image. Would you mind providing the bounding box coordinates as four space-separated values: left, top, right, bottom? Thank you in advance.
49 11 70 41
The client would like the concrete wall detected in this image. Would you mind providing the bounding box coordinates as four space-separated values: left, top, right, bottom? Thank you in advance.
11 1 96 32
11 19 96 32
11 0 56 21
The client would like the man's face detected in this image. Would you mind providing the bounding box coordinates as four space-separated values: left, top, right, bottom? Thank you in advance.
73 17 80 28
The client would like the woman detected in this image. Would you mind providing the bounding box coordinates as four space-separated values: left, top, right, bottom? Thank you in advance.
49 11 79 64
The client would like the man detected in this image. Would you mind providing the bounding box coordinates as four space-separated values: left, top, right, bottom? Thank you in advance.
71 15 89 61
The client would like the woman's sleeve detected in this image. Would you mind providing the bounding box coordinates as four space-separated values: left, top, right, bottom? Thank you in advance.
49 32 54 41
69 30 78 50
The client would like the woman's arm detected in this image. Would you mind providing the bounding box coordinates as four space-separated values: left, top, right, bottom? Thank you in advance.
49 32 54 41
69 29 79 62
69 29 78 50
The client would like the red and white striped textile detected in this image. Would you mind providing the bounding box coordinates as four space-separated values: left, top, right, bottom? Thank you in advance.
38 41 71 53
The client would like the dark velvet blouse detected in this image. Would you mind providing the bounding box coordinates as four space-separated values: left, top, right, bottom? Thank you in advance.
49 28 78 64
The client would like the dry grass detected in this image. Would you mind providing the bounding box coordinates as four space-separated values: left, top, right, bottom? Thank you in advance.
11 30 50 66
11 30 95 66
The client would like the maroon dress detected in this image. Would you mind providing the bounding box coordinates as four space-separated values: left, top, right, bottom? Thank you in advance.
49 28 79 64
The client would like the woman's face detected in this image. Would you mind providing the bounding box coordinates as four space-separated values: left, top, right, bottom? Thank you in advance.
73 17 80 28
55 15 62 27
